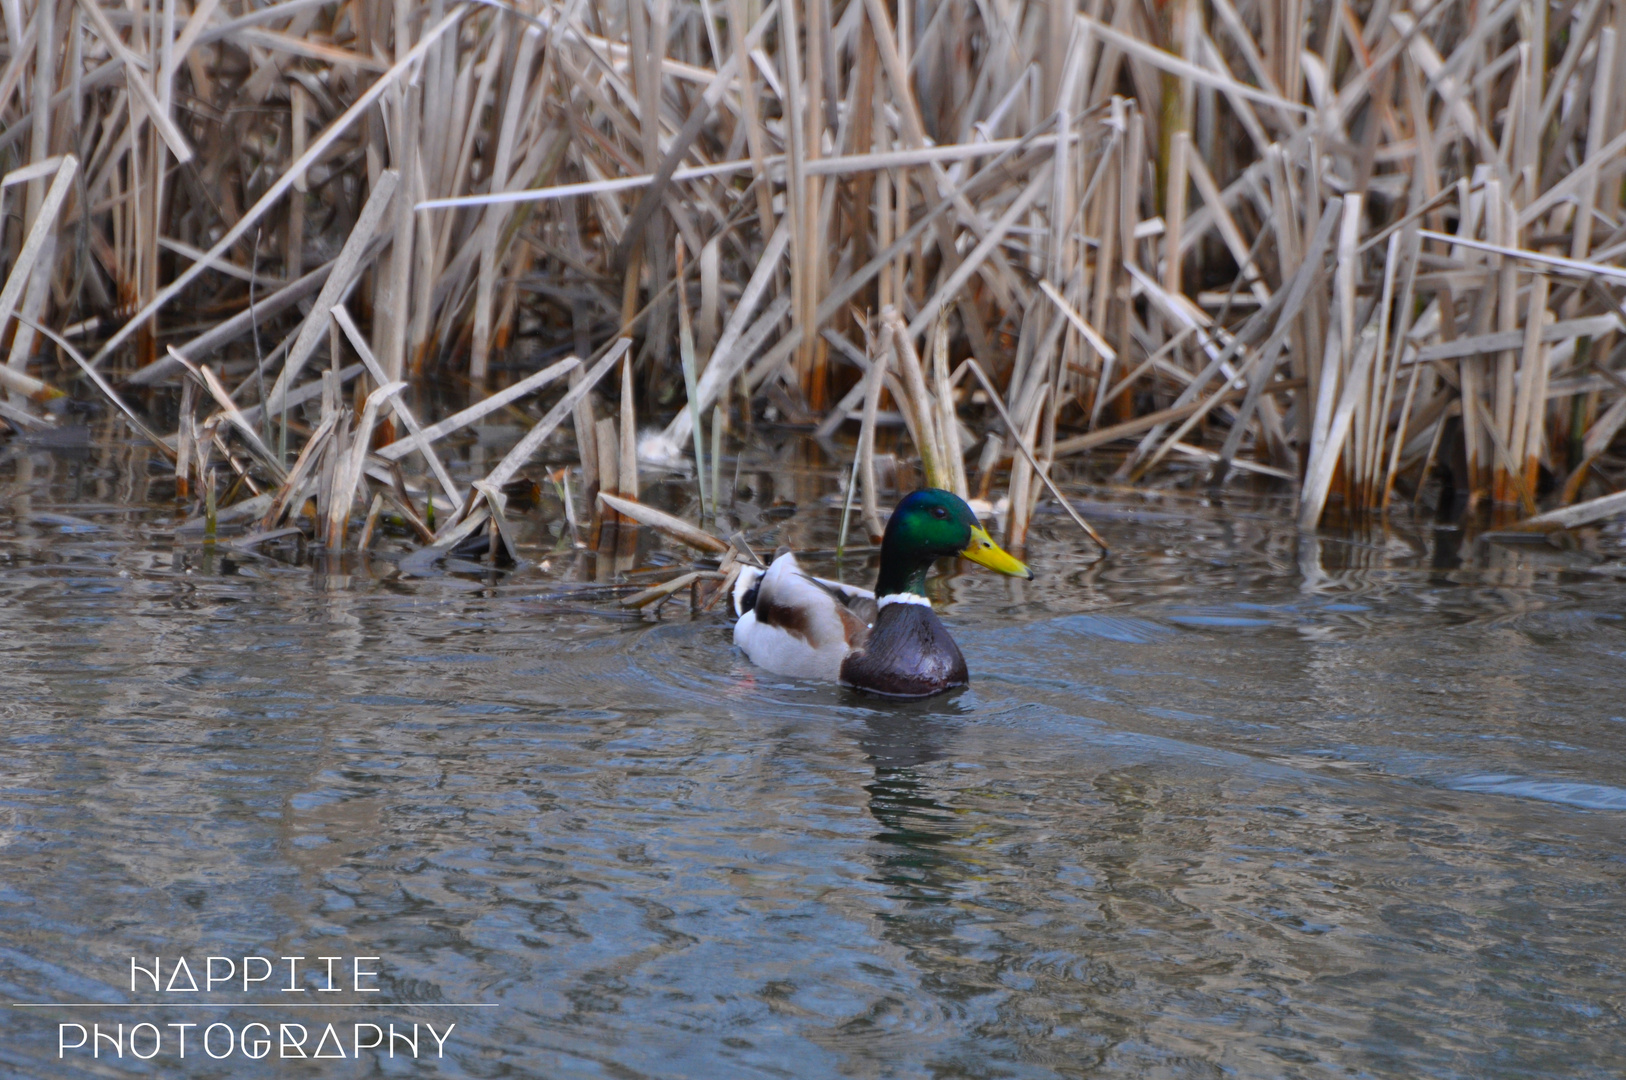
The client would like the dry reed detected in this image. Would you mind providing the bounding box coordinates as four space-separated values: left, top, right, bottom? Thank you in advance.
5 0 1626 568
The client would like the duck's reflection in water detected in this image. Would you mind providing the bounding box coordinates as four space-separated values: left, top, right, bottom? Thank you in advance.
855 705 968 911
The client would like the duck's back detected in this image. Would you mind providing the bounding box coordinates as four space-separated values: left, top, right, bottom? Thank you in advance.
732 554 871 680
839 601 968 697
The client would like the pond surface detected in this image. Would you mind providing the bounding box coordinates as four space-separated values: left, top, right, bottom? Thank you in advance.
3 428 1626 1078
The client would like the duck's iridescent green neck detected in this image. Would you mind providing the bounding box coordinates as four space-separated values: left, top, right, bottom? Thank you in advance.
873 546 934 598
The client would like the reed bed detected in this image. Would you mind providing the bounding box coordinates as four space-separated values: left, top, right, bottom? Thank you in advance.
6 0 1626 572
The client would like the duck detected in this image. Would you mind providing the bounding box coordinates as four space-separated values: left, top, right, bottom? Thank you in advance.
730 488 1033 697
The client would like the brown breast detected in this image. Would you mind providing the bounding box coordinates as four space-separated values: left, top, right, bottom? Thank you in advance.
839 603 968 698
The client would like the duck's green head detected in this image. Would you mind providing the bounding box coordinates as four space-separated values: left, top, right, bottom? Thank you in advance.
876 488 1032 597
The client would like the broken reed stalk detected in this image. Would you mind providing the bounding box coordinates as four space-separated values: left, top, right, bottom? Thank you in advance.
3 0 1626 560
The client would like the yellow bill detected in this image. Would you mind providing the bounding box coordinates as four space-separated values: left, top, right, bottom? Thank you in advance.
960 526 1033 579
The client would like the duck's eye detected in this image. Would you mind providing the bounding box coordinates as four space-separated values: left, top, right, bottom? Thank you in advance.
932 506 948 519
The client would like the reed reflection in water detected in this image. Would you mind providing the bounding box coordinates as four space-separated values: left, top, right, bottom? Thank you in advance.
1 436 1624 1078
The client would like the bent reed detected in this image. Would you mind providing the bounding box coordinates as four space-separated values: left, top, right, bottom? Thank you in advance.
4 0 1626 569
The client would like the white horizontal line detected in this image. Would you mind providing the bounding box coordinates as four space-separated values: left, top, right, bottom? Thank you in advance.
1417 230 1626 282
11 1003 497 1009
416 135 1072 211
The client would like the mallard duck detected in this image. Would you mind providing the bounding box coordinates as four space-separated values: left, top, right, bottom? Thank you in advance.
730 488 1032 697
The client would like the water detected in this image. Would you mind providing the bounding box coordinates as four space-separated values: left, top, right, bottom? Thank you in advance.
3 429 1626 1078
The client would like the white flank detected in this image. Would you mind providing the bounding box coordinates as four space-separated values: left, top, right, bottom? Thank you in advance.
732 553 850 680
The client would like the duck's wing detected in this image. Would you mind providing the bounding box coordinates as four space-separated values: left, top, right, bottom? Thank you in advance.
801 574 877 648
731 553 863 680
807 574 873 601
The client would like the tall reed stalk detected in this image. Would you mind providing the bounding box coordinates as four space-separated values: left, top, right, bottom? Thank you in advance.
3 0 1626 549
